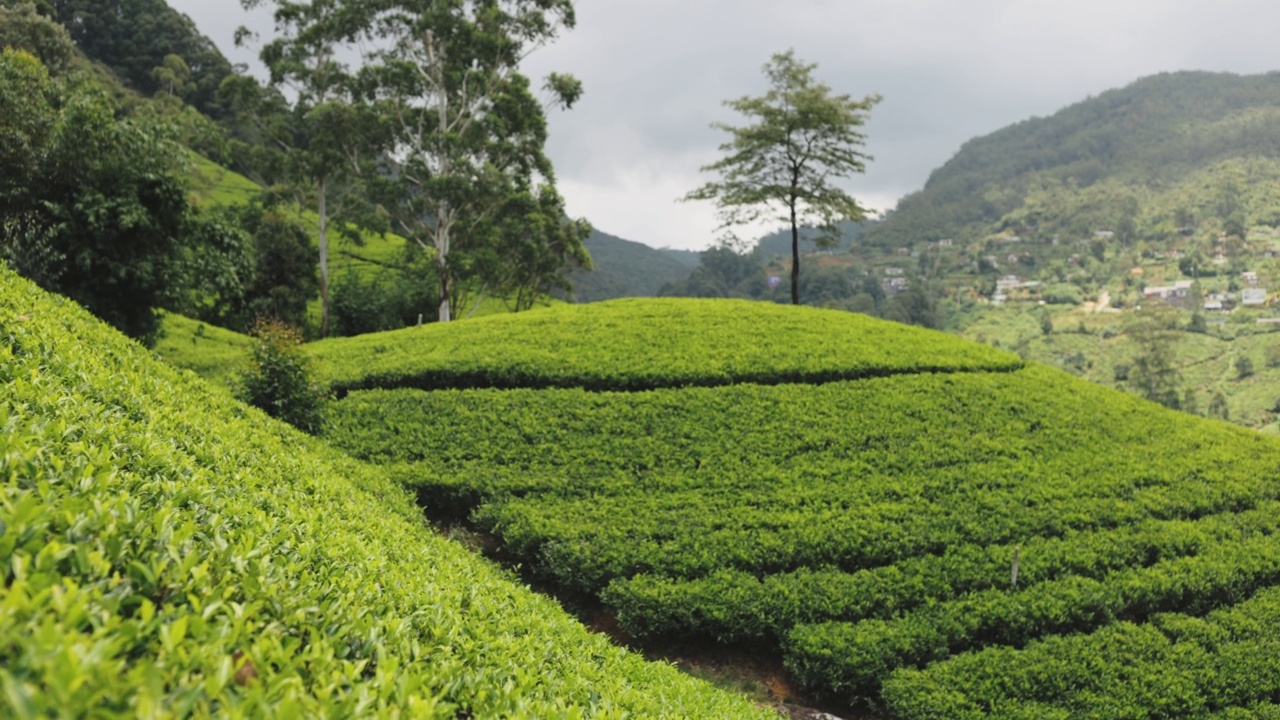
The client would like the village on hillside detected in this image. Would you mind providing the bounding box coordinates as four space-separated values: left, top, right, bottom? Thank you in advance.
863 224 1280 321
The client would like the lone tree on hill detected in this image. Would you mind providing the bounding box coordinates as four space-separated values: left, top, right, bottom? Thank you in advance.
1127 304 1184 410
683 50 880 305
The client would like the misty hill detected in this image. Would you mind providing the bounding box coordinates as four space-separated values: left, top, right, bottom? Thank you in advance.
567 229 697 301
869 70 1280 248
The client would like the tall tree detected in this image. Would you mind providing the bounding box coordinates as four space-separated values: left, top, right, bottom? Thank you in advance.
358 0 585 322
684 50 880 305
1126 303 1184 410
231 0 384 336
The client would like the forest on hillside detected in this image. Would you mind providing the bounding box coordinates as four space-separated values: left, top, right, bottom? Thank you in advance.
869 70 1280 249
0 0 592 342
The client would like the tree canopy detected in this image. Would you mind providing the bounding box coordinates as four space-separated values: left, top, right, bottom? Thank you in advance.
24 0 235 117
0 48 242 344
357 0 588 321
684 50 880 305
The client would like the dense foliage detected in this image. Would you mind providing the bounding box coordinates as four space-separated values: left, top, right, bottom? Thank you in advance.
882 585 1280 719
22 0 235 117
307 298 1021 392
0 49 243 344
0 266 777 718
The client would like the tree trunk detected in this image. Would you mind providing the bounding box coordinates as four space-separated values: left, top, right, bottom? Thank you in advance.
436 226 452 323
317 178 330 337
437 271 451 322
790 201 800 305
432 38 453 324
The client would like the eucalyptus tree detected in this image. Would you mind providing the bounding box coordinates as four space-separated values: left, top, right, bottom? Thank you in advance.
357 0 585 322
232 0 386 336
684 50 881 305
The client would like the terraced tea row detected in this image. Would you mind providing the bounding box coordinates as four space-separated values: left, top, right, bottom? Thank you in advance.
603 503 1280 643
307 297 1023 392
326 361 1280 708
882 585 1280 719
0 269 773 718
787 528 1280 699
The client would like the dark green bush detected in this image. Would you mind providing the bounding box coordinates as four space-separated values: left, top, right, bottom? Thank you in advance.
1237 355 1256 379
240 317 329 433
331 266 435 337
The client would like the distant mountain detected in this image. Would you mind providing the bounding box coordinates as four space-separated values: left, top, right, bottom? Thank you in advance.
657 247 701 268
568 229 697 302
868 70 1280 249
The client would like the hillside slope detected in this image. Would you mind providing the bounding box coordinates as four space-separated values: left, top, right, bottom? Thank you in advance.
315 298 1280 716
306 298 1022 393
835 70 1280 434
0 267 776 718
870 70 1280 248
567 229 698 302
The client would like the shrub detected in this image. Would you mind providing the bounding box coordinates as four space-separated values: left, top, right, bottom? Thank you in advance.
1114 362 1131 382
240 317 330 433
1209 391 1230 420
0 266 773 718
309 298 1024 393
1237 355 1255 380
1043 283 1084 305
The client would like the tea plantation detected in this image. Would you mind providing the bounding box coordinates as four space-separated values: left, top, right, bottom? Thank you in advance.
307 298 1022 393
317 301 1280 717
0 268 776 718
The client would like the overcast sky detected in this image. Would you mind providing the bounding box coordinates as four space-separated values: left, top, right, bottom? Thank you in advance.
171 0 1280 251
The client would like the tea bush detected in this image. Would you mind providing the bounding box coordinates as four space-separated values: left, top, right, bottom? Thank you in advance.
308 297 1023 393
326 354 1280 708
0 267 775 718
